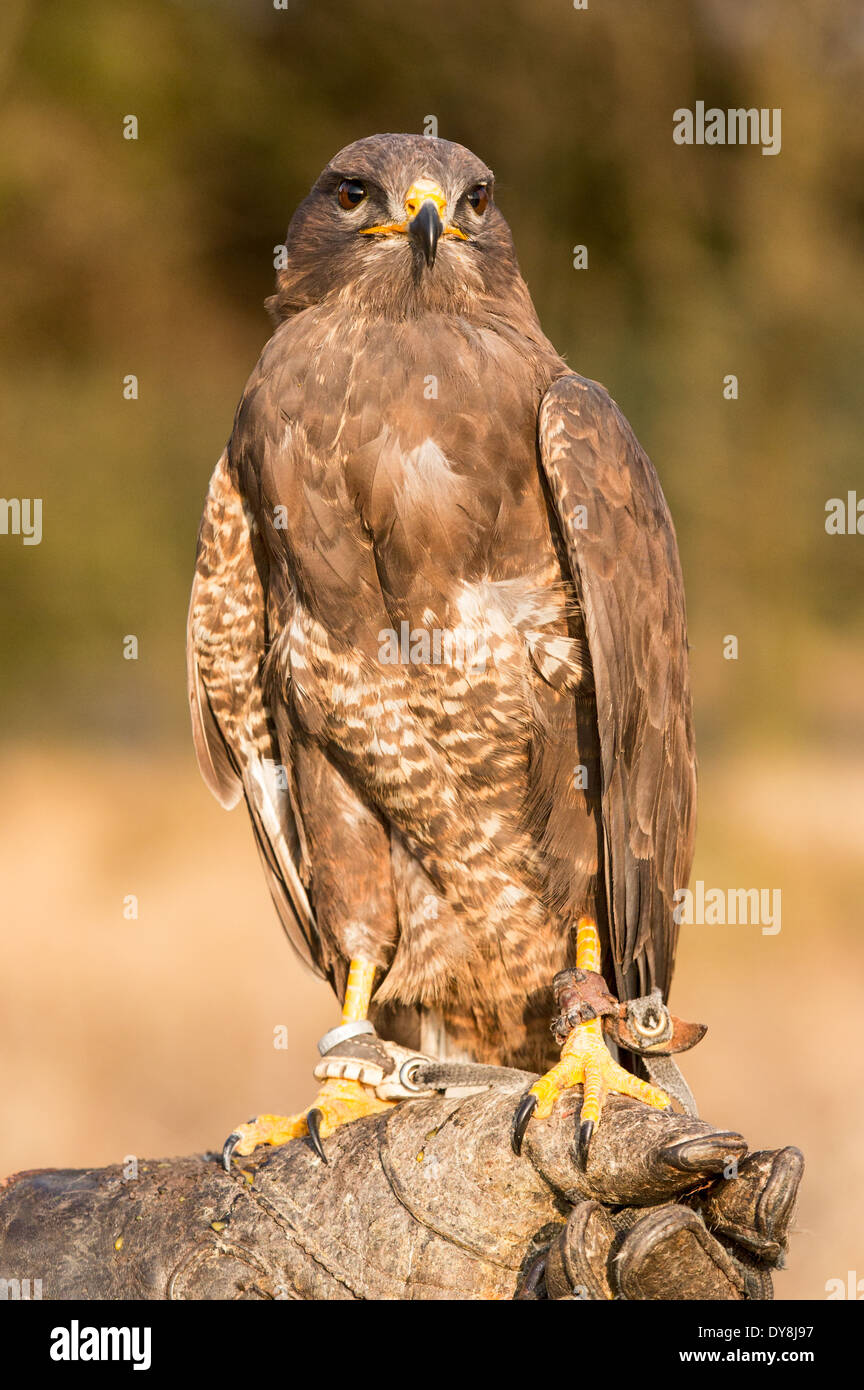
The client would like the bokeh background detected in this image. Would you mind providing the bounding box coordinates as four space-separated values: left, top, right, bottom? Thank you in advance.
1 0 862 1300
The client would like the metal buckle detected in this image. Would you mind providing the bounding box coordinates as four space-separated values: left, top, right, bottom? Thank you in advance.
398 1057 428 1092
625 990 675 1049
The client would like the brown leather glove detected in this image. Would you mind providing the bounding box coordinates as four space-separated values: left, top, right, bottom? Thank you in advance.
320 1027 804 1301
0 1066 802 1300
516 1087 803 1300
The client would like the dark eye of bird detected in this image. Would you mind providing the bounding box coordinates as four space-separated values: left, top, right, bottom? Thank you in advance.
467 184 489 214
337 179 367 210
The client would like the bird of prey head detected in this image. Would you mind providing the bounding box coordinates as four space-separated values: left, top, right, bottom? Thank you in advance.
267 133 527 321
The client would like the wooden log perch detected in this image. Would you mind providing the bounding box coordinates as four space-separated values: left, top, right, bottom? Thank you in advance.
0 1069 802 1300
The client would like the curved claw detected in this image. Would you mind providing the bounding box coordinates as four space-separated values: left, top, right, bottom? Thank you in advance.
222 1131 241 1173
307 1107 328 1164
577 1118 594 1169
658 1131 747 1175
512 1092 538 1156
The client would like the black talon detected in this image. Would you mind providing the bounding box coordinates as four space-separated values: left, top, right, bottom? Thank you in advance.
307 1108 328 1164
577 1119 594 1169
657 1131 747 1175
222 1132 241 1173
513 1093 538 1155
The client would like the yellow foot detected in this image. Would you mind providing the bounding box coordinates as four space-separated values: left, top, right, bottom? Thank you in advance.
513 917 670 1166
222 1076 394 1171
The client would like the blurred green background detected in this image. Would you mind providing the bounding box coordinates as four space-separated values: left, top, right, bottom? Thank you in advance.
1 0 862 1299
2 0 863 751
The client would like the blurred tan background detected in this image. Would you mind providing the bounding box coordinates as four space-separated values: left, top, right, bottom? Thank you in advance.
1 0 862 1300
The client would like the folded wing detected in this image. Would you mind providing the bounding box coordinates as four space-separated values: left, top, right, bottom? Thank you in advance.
538 375 697 999
186 452 322 976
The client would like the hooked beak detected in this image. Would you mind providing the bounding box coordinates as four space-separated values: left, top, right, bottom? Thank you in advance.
409 198 443 268
358 177 468 266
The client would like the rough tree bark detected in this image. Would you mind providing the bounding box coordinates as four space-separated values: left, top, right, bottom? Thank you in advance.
0 1068 802 1300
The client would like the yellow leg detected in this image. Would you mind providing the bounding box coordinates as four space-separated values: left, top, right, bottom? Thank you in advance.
515 918 669 1164
342 957 377 1023
223 956 394 1169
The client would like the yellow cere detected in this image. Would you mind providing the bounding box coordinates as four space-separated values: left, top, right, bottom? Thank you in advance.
359 179 469 242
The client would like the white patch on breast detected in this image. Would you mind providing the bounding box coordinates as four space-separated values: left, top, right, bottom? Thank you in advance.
456 574 591 693
393 437 475 517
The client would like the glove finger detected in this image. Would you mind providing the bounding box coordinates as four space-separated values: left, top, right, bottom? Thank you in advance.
528 1091 748 1205
615 1205 748 1300
690 1146 804 1265
544 1199 616 1301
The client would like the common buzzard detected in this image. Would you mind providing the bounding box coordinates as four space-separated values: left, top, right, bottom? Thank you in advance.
187 134 696 1165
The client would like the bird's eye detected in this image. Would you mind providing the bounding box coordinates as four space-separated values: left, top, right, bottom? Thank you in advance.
466 184 489 215
337 179 367 210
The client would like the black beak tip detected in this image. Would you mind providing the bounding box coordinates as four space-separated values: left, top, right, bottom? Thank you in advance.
409 200 443 269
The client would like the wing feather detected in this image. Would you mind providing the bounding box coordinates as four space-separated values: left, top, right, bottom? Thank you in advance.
539 375 697 999
187 451 323 977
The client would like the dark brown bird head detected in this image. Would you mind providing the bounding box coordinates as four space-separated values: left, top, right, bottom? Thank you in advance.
267 133 529 322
